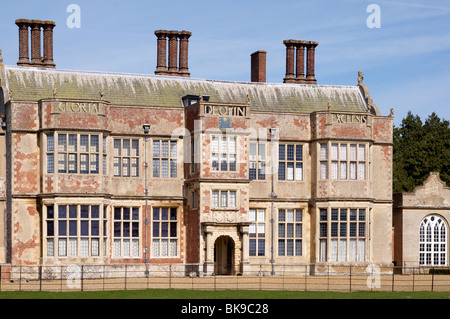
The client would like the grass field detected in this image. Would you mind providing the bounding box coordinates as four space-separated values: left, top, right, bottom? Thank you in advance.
0 289 448 299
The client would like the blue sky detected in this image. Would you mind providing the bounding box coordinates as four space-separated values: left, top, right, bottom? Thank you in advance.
0 0 449 126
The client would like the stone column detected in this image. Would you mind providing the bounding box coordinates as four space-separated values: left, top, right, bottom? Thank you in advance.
203 225 215 275
154 30 168 75
42 22 56 68
178 31 191 77
15 20 30 66
30 21 42 66
168 32 178 74
240 225 250 275
283 40 296 83
240 225 249 263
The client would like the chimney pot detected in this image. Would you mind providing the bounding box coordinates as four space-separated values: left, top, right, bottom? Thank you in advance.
283 40 318 85
251 50 266 83
15 19 56 68
154 29 191 77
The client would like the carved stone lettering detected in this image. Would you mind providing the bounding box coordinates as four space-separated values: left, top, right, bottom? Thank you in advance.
333 113 367 124
204 105 247 117
58 102 100 114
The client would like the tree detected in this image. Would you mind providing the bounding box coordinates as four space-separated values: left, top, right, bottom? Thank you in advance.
393 112 450 193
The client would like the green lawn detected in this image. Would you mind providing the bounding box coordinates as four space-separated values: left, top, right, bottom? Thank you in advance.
0 289 448 299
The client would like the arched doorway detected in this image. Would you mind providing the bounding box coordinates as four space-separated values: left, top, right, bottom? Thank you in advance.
214 236 235 275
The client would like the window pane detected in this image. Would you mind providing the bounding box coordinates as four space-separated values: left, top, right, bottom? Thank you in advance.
153 159 160 177
114 139 121 156
132 140 139 157
58 134 67 152
278 162 285 180
331 144 338 160
287 162 294 180
279 144 285 160
358 145 365 160
47 134 54 152
80 154 89 174
153 140 160 157
80 135 89 152
296 145 302 161
320 144 328 160
81 221 89 236
47 154 54 173
287 145 294 161
68 134 77 152
221 191 227 207
122 139 130 156
229 191 236 207
81 206 89 218
161 141 169 157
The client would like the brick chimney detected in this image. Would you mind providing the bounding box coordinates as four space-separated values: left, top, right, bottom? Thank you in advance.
15 19 56 68
251 50 266 83
154 30 192 77
283 40 318 84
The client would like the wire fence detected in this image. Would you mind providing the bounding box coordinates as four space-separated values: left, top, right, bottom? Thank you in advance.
1 263 450 293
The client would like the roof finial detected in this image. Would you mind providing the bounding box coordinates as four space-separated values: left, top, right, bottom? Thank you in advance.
357 70 364 85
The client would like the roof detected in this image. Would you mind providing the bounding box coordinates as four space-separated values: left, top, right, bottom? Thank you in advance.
3 65 368 114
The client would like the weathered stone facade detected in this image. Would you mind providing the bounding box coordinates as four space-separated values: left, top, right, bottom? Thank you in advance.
0 20 395 275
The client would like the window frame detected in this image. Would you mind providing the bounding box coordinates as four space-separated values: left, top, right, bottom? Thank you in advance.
211 190 237 208
277 209 303 257
419 215 448 266
320 142 367 181
211 135 237 172
46 132 105 175
112 206 141 258
249 141 266 180
278 143 303 181
152 139 178 178
318 207 367 262
113 138 140 177
151 207 179 258
45 204 106 258
249 208 266 257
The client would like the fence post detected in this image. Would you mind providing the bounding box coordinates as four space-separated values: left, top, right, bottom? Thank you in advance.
349 265 352 293
169 264 172 289
124 264 128 290
327 264 330 291
81 265 84 292
431 267 434 292
39 265 42 292
304 265 307 291
18 266 21 291
392 266 395 292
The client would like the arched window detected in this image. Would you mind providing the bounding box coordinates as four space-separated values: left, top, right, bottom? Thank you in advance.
419 216 447 266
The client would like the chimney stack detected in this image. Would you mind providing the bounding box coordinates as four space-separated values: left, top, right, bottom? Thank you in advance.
283 40 318 85
251 50 266 83
15 19 56 68
154 30 192 77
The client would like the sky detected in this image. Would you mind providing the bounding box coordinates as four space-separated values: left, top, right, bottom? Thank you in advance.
0 0 449 126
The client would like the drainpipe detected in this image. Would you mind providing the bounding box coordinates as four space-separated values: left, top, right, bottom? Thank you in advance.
143 124 151 277
269 128 277 276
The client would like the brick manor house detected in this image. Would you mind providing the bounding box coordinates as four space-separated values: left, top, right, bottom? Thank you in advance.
0 19 398 275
